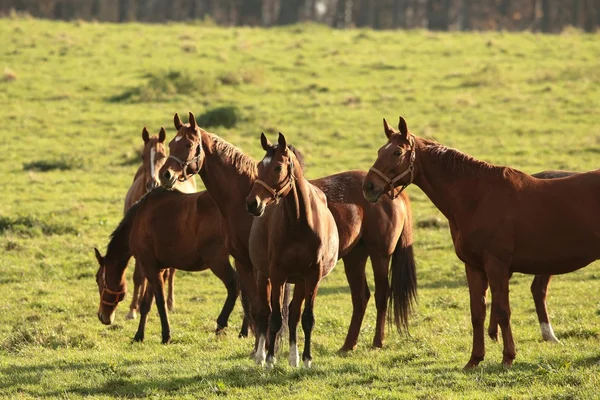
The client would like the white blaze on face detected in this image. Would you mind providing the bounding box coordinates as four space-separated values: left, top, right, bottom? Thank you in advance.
150 148 156 178
262 156 272 166
384 143 392 150
175 135 182 142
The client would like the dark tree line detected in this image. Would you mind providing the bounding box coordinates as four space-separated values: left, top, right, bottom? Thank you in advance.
2 0 600 32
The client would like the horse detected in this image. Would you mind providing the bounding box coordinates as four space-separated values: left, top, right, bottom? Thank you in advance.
244 133 339 368
488 170 578 344
94 188 248 342
159 112 417 352
124 127 196 320
362 116 600 368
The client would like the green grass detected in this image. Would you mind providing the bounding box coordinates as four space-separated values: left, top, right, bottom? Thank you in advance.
1 17 600 399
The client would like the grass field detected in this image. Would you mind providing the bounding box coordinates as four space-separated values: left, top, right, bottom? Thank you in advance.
1 17 600 399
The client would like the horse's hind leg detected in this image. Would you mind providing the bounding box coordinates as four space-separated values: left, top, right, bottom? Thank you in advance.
371 252 392 348
339 246 370 352
464 263 488 369
144 267 171 344
209 257 238 334
531 275 559 342
133 283 154 342
288 281 305 367
266 276 285 368
127 259 146 320
254 273 271 366
302 273 320 368
167 268 176 312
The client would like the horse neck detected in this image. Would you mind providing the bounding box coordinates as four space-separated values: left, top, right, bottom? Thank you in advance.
199 136 257 216
413 139 494 221
282 163 313 228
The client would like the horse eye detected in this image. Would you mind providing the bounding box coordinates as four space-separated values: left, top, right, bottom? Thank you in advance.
394 150 402 156
186 143 193 149
275 166 282 173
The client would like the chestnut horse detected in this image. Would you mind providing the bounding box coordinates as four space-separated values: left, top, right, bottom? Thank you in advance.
160 113 417 352
94 187 248 342
363 116 600 368
488 170 578 344
124 127 196 320
245 133 339 367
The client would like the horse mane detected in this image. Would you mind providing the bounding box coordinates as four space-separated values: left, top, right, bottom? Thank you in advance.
265 144 306 172
205 131 258 177
419 137 517 179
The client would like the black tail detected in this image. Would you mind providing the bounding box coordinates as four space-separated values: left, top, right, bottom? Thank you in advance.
388 196 418 333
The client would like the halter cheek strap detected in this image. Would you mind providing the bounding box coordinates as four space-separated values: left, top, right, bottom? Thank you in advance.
168 143 202 182
254 161 295 205
100 267 126 306
369 137 416 200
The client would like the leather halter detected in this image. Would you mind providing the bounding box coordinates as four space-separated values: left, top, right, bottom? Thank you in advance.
254 160 295 205
168 142 202 182
100 267 125 306
369 136 416 199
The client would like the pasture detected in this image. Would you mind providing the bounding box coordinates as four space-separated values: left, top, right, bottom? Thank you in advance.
1 17 600 399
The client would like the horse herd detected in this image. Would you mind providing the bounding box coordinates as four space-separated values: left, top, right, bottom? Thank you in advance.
94 112 600 369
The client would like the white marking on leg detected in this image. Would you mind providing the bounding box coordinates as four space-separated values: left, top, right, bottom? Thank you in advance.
540 322 560 343
150 148 156 179
303 358 312 368
255 335 266 366
262 156 272 166
266 354 275 369
289 341 299 367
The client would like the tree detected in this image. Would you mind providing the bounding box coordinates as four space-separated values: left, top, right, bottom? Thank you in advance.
427 0 450 30
239 0 262 25
278 0 304 24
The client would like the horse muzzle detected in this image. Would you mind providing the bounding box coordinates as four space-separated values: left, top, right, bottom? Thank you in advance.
246 198 265 217
362 180 383 204
160 169 177 189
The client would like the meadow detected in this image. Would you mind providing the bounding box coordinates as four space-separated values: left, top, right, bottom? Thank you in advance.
1 17 600 399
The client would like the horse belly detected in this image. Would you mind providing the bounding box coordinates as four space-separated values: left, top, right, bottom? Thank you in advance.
327 202 362 258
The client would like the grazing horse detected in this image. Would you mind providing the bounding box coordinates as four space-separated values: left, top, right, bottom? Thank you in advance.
362 116 600 368
159 112 417 352
124 127 196 320
488 170 578 344
245 133 339 367
94 187 248 342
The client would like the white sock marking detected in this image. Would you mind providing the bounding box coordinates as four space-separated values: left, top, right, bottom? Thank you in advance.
540 322 560 343
289 341 299 367
255 335 266 366
303 359 312 368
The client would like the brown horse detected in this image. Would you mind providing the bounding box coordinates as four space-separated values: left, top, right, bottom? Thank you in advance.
160 113 417 352
124 127 196 320
245 133 339 367
488 170 578 344
94 187 248 342
363 117 600 368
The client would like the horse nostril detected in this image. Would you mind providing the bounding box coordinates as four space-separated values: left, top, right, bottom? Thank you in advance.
367 181 374 191
163 170 171 180
246 199 257 213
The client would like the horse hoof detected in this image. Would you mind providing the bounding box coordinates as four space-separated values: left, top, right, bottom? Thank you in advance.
238 331 248 339
162 337 171 344
488 330 498 342
125 311 137 320
167 303 174 312
303 359 312 368
266 356 276 369
337 345 355 354
502 359 514 369
133 335 144 343
215 326 226 336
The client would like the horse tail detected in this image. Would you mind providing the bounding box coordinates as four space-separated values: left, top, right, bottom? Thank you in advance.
388 195 418 333
276 283 291 354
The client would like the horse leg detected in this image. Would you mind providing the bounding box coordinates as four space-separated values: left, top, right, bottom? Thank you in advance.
531 275 559 343
339 246 370 352
254 273 271 366
133 282 154 342
266 276 285 368
147 268 171 344
464 263 488 369
234 260 258 336
209 258 238 334
370 253 392 349
288 281 305 367
167 268 176 312
302 273 320 368
238 277 250 339
127 259 145 320
484 257 516 368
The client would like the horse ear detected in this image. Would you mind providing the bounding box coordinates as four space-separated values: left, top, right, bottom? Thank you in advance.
174 113 183 130
158 127 166 143
142 127 150 143
398 116 408 137
260 132 272 151
189 112 197 129
94 248 103 265
277 132 287 149
383 118 394 139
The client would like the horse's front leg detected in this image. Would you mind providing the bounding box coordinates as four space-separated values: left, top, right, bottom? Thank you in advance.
464 263 488 369
166 268 176 312
266 275 285 368
254 273 271 366
146 267 170 344
484 255 516 368
288 281 305 367
302 272 321 368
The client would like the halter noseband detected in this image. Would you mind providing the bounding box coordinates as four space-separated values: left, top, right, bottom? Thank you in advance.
100 267 126 307
168 142 202 182
254 160 295 205
369 136 416 199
